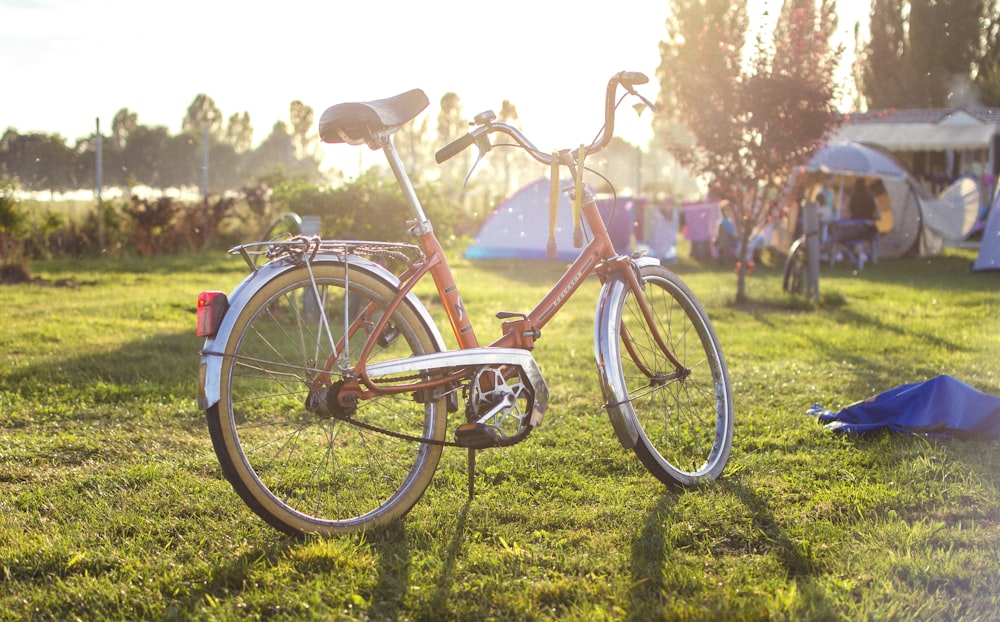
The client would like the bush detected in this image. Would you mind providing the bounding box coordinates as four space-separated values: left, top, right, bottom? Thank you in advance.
0 178 28 266
271 170 460 245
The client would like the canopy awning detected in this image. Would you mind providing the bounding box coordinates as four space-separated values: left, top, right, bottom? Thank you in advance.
832 122 996 151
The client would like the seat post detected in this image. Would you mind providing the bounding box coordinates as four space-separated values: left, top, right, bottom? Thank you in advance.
382 139 431 230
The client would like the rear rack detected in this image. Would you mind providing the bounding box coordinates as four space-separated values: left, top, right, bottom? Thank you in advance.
229 236 425 271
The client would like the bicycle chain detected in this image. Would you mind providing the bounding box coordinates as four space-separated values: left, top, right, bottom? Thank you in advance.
332 412 461 447
331 371 470 448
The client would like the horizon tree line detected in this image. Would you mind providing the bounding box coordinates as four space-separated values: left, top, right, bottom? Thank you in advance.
0 94 324 196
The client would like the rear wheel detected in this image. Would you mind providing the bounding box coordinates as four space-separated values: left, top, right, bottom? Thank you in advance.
609 264 733 486
207 262 446 535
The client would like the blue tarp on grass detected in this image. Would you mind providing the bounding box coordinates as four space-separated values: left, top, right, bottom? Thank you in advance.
808 375 1000 439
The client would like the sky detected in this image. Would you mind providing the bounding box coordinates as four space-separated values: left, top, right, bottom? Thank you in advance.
1 0 869 174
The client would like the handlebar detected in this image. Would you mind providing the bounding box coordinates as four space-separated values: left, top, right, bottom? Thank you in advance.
434 132 478 165
434 71 656 167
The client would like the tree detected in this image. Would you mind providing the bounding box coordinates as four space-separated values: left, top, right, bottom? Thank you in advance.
911 0 985 106
436 92 464 146
225 112 254 153
182 94 224 142
393 112 432 182
435 92 470 200
111 108 138 151
160 133 199 190
862 0 993 108
122 125 171 189
495 100 532 196
288 101 322 179
0 177 28 268
0 131 76 193
976 8 1000 105
289 100 316 160
658 0 841 303
248 121 292 176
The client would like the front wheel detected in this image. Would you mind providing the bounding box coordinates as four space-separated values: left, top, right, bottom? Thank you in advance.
207 262 447 536
608 264 734 486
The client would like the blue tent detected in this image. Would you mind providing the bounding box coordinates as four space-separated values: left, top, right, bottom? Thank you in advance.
972 189 1000 271
809 375 1000 439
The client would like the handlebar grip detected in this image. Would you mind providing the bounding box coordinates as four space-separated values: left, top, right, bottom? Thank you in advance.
435 133 476 164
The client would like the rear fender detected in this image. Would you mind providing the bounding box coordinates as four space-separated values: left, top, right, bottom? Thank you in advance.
197 255 444 410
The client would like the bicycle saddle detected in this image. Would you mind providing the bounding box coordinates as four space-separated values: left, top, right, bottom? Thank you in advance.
319 89 429 146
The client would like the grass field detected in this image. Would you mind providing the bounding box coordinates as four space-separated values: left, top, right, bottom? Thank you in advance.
1 247 998 620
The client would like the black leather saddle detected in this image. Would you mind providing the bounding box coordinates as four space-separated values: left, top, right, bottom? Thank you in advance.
318 89 429 145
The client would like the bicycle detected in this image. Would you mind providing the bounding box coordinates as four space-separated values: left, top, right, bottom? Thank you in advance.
196 71 734 536
782 217 879 294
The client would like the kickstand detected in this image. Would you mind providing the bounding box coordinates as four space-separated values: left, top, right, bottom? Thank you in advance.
467 448 477 499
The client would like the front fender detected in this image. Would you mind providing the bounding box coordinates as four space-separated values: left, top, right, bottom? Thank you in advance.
197 255 445 410
593 256 660 448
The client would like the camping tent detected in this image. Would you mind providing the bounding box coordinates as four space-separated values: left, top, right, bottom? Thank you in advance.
465 178 655 260
930 176 982 240
972 189 1000 271
774 141 980 259
465 178 591 260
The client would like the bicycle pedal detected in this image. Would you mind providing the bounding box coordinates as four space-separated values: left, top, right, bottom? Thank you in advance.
454 423 500 449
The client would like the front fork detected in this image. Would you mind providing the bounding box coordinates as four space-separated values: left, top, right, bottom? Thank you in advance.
594 256 686 448
617 258 688 377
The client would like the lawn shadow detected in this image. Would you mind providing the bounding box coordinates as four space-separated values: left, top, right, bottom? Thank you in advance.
2 329 203 418
627 493 678 620
428 500 472 612
368 522 412 620
722 479 821 577
628 479 831 619
165 536 296 617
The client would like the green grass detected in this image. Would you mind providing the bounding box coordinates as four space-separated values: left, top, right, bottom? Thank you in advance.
1 248 999 620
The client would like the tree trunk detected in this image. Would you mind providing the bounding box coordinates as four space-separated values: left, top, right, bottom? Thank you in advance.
734 228 753 304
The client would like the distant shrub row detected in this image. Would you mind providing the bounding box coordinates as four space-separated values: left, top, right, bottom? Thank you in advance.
0 172 471 270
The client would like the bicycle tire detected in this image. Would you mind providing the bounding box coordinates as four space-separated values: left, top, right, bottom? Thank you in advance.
608 264 733 486
782 236 807 294
206 262 446 535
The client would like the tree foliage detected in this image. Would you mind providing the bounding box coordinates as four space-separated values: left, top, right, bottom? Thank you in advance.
182 93 224 142
111 108 138 151
862 0 998 108
658 0 841 302
976 9 1000 105
225 112 254 153
289 100 316 161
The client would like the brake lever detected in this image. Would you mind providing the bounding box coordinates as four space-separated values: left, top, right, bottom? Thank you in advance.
622 82 659 114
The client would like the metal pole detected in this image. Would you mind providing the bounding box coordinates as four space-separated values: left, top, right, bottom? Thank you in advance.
201 125 209 200
95 117 105 251
803 200 820 303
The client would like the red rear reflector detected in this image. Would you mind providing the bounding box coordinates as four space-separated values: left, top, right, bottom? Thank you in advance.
197 291 229 337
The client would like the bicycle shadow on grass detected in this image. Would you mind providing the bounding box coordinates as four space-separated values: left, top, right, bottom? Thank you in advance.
627 480 828 619
733 304 974 401
165 523 416 619
366 522 413 620
354 497 472 618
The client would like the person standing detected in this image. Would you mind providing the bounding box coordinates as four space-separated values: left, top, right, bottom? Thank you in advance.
848 178 877 222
